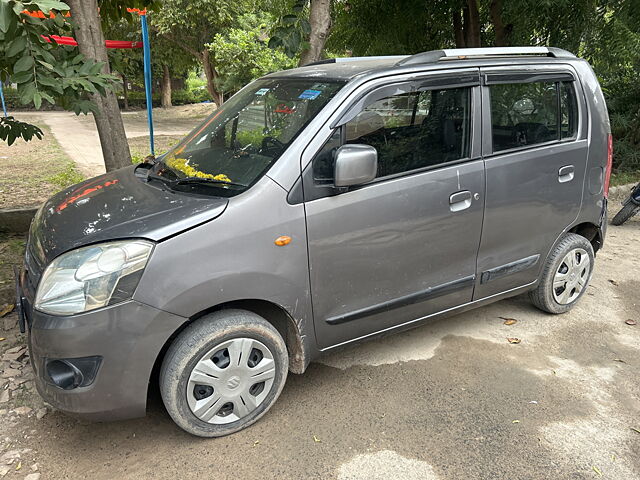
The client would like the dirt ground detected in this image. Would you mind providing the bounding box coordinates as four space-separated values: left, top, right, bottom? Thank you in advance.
2 105 211 188
0 118 83 209
1 106 206 210
0 197 638 480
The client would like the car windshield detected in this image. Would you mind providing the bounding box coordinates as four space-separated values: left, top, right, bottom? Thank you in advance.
155 78 345 196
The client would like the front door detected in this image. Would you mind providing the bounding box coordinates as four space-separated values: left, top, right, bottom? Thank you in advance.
304 75 485 349
474 66 588 299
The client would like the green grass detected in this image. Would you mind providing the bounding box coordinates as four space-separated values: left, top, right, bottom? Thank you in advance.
46 161 85 189
611 170 640 187
0 120 86 208
7 238 25 255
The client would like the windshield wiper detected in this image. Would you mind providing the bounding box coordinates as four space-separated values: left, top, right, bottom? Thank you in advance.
170 177 248 189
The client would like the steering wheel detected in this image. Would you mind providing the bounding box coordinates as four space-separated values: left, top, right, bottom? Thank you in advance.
260 136 285 156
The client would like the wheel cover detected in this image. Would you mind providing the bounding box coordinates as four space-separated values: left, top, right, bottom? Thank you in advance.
552 247 590 305
186 338 276 425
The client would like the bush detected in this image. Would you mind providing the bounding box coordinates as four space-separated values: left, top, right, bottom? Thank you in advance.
172 88 211 105
602 73 640 173
118 87 212 109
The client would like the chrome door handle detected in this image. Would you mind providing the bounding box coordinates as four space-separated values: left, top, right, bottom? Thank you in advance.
449 190 472 212
558 165 575 183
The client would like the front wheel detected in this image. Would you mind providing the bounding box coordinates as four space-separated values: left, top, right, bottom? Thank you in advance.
529 233 594 314
160 309 288 437
611 201 640 226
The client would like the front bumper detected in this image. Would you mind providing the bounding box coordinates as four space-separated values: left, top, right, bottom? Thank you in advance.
17 269 187 421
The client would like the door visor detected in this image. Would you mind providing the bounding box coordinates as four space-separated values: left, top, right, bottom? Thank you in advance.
332 72 480 128
483 71 575 85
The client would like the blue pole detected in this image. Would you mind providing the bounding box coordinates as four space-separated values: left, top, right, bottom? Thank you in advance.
140 13 154 155
0 81 7 117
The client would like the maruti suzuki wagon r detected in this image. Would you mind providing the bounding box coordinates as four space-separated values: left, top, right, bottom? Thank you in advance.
16 47 611 437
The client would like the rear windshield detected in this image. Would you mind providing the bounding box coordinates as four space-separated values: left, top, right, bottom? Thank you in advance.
156 78 345 196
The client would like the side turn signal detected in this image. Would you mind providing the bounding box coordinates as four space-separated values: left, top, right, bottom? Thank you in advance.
274 235 292 246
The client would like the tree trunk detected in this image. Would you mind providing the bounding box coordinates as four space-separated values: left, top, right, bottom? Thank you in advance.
489 0 508 46
161 64 172 109
453 9 466 48
465 0 481 48
298 0 332 66
121 74 128 110
66 0 131 172
202 49 223 106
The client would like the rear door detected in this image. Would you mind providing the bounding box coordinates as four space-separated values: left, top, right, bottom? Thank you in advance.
303 71 485 349
475 66 587 299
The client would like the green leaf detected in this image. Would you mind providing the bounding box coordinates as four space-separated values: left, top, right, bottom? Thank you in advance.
37 59 55 70
32 1 70 14
40 49 56 64
283 14 298 25
14 55 35 73
40 91 55 104
52 12 65 28
291 29 302 48
33 91 42 109
300 18 311 35
78 60 94 76
19 82 37 104
10 70 33 84
0 0 15 33
36 75 60 87
6 35 27 57
268 36 282 49
292 0 306 13
89 61 105 75
11 2 26 16
0 116 44 146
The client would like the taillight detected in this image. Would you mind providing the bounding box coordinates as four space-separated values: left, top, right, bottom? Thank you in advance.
604 133 613 198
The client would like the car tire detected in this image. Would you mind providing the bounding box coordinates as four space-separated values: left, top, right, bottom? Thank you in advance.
529 233 594 314
160 309 288 438
611 201 640 226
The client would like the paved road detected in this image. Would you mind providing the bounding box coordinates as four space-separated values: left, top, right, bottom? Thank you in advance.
0 203 639 480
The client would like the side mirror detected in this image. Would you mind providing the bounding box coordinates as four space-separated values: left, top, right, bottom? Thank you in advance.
334 144 378 187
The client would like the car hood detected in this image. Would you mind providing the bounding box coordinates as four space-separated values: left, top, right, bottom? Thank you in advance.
27 166 228 272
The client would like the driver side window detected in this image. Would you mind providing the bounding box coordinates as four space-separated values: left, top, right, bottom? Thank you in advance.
312 85 471 183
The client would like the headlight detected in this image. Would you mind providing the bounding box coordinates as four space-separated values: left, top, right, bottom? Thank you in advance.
35 240 154 316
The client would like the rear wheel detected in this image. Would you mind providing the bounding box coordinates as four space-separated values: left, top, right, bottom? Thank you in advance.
611 201 640 226
160 309 288 437
529 233 594 314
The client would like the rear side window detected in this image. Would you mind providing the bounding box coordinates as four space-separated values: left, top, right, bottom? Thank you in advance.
490 80 578 152
560 81 578 139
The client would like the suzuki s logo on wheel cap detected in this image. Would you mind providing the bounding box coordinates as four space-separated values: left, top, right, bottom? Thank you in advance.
227 376 241 389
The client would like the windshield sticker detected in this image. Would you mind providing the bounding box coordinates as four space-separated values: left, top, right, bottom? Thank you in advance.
298 89 322 100
255 88 270 96
275 104 296 114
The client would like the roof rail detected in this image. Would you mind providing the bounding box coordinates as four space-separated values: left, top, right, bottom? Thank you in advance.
397 47 575 66
305 55 406 67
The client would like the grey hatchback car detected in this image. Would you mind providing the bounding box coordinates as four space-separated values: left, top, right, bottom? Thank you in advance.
16 47 611 437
